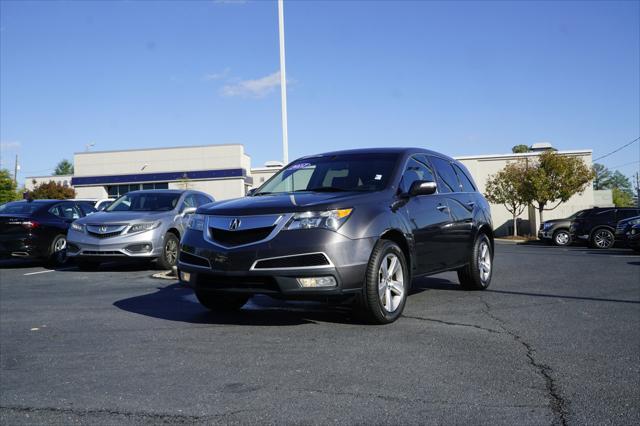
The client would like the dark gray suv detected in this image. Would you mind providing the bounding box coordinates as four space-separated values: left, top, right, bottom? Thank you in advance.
178 148 494 324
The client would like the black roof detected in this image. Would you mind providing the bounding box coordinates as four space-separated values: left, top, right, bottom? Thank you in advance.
298 147 455 162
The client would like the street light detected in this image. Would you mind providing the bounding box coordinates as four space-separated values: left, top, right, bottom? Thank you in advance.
278 0 289 165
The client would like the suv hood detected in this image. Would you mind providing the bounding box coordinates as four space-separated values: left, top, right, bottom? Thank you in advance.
75 210 171 224
198 191 385 216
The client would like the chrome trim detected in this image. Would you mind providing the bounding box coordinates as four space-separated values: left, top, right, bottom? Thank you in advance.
250 252 334 271
178 251 212 269
203 213 293 249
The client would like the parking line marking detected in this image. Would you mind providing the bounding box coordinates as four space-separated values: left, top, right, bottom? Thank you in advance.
23 267 77 276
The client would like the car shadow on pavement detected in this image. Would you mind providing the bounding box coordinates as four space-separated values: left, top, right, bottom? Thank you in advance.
486 289 639 305
409 276 461 295
113 283 361 326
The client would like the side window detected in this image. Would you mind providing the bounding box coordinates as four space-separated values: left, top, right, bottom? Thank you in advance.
399 156 435 194
48 204 63 218
59 202 81 220
196 194 212 206
595 210 615 222
617 209 640 220
429 156 460 193
78 203 96 216
453 164 476 192
181 194 197 212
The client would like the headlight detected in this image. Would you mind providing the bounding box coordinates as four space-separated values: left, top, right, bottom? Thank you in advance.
629 218 640 226
188 214 206 232
542 222 551 230
71 222 84 232
127 222 160 234
285 209 353 231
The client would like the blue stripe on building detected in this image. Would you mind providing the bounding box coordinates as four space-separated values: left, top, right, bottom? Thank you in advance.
71 169 247 186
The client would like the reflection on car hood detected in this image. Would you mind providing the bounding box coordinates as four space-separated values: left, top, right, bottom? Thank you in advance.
198 191 385 216
75 210 171 224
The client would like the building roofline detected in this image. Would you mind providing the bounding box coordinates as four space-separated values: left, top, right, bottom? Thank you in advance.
25 174 72 179
454 149 593 161
74 143 248 156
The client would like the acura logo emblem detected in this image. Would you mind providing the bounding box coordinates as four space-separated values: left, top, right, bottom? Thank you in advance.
99 225 108 233
229 218 241 231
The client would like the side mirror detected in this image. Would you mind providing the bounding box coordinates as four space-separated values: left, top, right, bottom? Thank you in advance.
409 180 437 196
182 207 197 216
246 188 258 196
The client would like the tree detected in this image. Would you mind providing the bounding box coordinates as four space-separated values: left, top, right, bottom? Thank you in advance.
0 169 20 204
612 187 634 207
592 163 612 190
484 162 529 237
54 159 74 175
605 170 633 193
523 151 594 223
27 181 76 200
511 144 530 154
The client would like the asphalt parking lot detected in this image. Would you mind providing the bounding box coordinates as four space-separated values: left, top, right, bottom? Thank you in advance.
0 242 638 425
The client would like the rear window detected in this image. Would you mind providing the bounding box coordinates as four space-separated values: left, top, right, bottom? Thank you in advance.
0 201 43 214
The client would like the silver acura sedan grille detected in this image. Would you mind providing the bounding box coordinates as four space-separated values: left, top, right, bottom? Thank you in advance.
86 224 127 239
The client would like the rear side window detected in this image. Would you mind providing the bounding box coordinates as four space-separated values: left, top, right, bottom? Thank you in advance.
399 156 435 193
594 210 615 222
78 202 96 216
195 194 212 206
617 209 640 220
49 203 81 220
453 164 476 192
429 156 460 193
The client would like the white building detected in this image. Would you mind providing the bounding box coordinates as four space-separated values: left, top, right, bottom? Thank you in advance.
25 174 73 191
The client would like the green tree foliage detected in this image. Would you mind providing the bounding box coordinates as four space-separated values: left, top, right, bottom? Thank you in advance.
612 187 634 207
523 151 595 223
484 162 529 237
592 163 612 190
511 144 530 154
0 169 20 204
27 181 76 200
54 159 74 176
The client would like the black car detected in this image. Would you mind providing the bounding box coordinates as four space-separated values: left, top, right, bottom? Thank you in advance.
625 223 640 252
538 209 588 246
178 148 494 324
0 199 96 265
615 215 640 249
570 207 640 249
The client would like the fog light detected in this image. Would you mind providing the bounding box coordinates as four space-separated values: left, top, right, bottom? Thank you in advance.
125 243 152 253
180 271 191 282
297 276 336 288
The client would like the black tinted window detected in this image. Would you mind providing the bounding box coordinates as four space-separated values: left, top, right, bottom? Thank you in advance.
0 201 41 214
196 194 212 206
400 157 435 194
595 210 615 221
617 209 640 220
49 202 81 220
453 164 476 192
77 202 96 216
430 156 460 193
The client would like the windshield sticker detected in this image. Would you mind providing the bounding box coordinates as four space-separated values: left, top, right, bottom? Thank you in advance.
288 162 312 170
374 174 382 180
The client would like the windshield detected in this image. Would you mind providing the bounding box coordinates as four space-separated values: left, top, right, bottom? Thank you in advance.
255 153 399 195
569 210 587 219
106 192 181 212
0 201 43 214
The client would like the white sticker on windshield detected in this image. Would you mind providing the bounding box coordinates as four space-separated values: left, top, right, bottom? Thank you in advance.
374 174 382 180
288 162 312 170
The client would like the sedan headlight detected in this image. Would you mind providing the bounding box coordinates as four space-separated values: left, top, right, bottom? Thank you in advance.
285 209 353 231
127 222 160 234
71 222 85 232
188 214 206 232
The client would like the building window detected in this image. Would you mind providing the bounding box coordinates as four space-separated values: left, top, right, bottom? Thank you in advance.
106 182 169 198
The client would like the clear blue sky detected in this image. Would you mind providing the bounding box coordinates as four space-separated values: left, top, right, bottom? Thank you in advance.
1 0 639 184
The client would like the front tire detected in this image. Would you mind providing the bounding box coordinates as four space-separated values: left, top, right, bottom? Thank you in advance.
552 229 571 246
157 232 179 270
458 233 493 290
357 240 409 324
46 235 68 267
589 228 614 249
195 291 250 312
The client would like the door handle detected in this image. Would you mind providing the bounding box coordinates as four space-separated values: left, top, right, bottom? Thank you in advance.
436 205 448 212
466 201 475 208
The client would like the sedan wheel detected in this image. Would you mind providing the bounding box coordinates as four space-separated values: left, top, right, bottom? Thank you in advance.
591 229 614 249
48 235 68 266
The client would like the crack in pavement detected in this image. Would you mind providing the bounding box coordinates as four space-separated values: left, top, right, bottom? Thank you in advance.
479 297 570 426
0 405 254 424
402 314 503 334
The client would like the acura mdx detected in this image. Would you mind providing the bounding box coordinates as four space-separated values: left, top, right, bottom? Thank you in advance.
178 148 494 324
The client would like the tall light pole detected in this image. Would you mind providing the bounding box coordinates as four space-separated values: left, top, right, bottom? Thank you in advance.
278 0 289 164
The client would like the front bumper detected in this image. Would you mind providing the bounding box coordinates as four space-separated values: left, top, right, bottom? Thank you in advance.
178 228 375 299
538 230 552 240
66 228 164 259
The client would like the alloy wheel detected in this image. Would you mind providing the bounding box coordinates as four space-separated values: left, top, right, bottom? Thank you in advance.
54 237 67 264
593 230 613 249
555 231 570 246
165 239 178 265
377 253 404 313
478 240 491 283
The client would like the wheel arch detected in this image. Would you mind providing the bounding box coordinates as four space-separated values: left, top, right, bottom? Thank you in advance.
476 224 494 249
379 228 412 276
166 227 181 240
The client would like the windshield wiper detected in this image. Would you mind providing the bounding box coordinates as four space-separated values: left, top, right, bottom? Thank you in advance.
305 186 350 192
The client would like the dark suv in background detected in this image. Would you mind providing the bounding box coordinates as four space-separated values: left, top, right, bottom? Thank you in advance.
178 148 494 324
570 207 640 249
538 209 587 246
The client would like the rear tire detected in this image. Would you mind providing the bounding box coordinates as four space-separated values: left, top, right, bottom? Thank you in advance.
157 232 179 270
195 291 249 311
356 240 408 324
46 235 68 267
76 259 101 271
458 233 493 290
552 229 571 246
589 228 614 249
